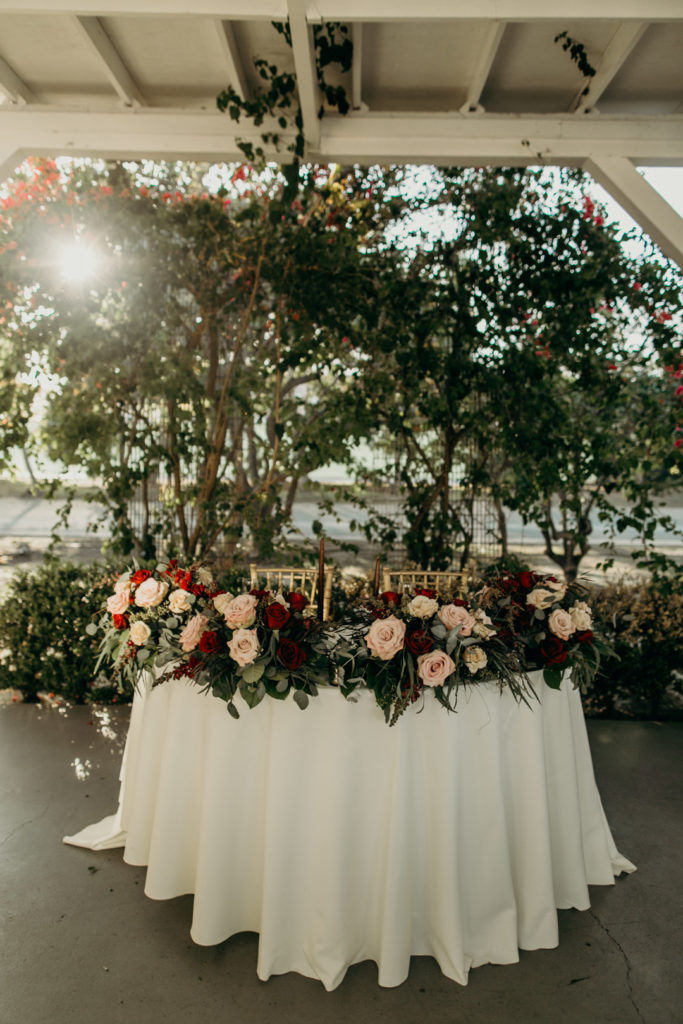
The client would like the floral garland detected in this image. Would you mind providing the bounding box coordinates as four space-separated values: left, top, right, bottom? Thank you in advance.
91 564 609 724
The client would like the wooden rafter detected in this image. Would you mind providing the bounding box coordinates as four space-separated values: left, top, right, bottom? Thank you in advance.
571 22 649 114
287 0 320 152
460 20 505 114
0 54 36 105
214 18 249 100
73 15 145 107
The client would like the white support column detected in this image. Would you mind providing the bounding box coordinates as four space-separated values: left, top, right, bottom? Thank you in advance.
585 156 683 269
73 16 146 107
460 20 505 114
572 22 648 114
0 56 36 105
287 0 320 152
214 18 249 99
0 145 24 181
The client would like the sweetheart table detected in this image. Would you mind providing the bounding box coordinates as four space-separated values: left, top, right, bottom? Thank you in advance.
64 673 635 990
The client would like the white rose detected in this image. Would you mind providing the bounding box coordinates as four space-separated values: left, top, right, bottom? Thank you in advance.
213 592 234 616
197 566 214 586
114 578 132 596
227 628 260 666
134 578 169 608
168 589 192 614
548 608 576 641
463 645 488 675
107 591 130 616
570 601 593 631
223 593 258 630
130 621 151 646
407 595 439 619
546 579 567 600
438 603 476 636
526 587 558 611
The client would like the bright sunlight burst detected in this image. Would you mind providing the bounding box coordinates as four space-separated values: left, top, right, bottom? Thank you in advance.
58 240 98 282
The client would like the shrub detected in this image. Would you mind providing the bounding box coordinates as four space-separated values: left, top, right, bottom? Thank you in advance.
0 559 122 703
586 579 683 719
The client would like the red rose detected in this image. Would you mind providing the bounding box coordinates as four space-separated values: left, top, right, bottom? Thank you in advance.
539 636 568 666
405 625 433 655
198 630 220 654
131 569 152 585
380 591 400 605
276 638 306 670
415 587 436 599
250 588 269 600
287 592 308 613
516 571 535 590
191 584 205 597
452 598 467 607
575 630 594 645
112 614 127 630
265 602 291 629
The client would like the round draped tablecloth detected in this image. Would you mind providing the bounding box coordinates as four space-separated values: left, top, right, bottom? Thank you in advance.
64 673 634 990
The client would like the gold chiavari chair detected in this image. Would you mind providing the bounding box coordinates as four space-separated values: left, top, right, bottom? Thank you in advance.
381 568 470 600
249 564 333 620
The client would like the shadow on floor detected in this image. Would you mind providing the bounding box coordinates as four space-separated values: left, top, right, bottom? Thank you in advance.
1 704 681 1024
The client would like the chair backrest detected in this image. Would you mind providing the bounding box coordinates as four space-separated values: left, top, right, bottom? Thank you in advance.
248 564 333 620
381 568 470 600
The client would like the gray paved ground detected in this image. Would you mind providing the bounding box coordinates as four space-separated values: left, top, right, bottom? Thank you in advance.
1 704 681 1024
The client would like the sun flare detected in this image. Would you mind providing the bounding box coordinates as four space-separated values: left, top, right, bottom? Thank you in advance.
58 241 98 283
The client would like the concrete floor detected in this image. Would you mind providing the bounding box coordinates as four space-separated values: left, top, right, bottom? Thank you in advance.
1 706 681 1024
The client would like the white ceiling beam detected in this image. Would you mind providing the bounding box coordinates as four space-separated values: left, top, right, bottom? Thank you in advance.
0 1 680 20
0 143 25 181
351 23 365 111
585 156 683 269
0 55 36 105
72 15 145 107
213 19 249 100
287 0 320 153
460 20 505 114
571 22 648 114
2 110 682 167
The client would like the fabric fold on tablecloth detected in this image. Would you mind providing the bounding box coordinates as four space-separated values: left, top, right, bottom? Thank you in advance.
63 673 635 991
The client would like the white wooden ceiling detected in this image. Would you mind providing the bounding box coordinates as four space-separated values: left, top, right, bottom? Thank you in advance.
0 1 682 264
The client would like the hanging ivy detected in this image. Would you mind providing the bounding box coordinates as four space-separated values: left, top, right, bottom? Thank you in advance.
216 19 352 188
554 31 597 98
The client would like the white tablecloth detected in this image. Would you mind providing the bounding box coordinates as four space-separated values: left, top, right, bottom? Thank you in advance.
64 673 635 990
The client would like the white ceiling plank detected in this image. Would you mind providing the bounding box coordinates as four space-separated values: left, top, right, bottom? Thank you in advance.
460 20 505 114
0 143 24 180
2 110 682 167
0 1 680 20
0 56 36 105
572 22 649 114
73 15 146 107
585 156 683 268
287 0 320 153
214 19 249 100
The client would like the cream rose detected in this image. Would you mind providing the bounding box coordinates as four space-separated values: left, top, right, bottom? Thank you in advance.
129 621 151 646
417 649 456 686
114 578 132 596
179 613 208 652
134 578 169 608
106 591 130 615
526 587 558 610
472 609 496 639
197 566 214 587
407 595 439 619
227 628 260 667
168 588 192 615
546 579 568 599
570 601 592 631
463 645 488 675
222 593 258 629
438 603 476 636
366 615 406 660
212 592 234 616
548 608 576 641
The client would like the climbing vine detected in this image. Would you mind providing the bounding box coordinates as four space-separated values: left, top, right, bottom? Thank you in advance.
554 30 597 98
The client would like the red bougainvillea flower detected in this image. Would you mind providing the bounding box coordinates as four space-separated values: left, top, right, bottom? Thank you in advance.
276 639 306 670
287 592 308 613
198 630 220 654
130 569 152 586
265 602 291 630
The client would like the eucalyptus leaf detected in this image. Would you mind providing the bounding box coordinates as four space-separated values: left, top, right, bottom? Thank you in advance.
85 622 98 637
293 689 309 710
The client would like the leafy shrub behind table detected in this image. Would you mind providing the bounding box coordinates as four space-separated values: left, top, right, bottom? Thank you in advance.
586 581 683 719
0 560 120 703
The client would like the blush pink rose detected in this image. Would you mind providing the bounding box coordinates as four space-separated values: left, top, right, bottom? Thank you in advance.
223 593 258 629
179 613 209 652
417 650 456 686
438 603 476 636
227 628 260 666
548 608 576 641
134 578 169 607
366 615 406 660
107 591 130 615
114 578 132 596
